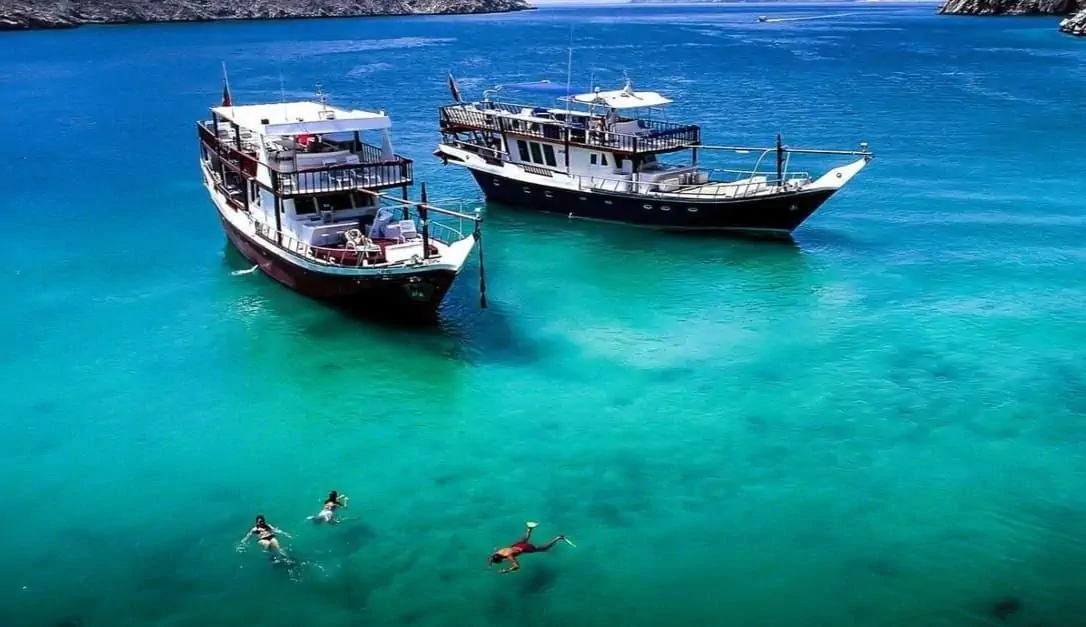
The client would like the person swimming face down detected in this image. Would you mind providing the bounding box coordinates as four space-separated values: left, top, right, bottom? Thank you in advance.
488 522 567 574
310 490 347 524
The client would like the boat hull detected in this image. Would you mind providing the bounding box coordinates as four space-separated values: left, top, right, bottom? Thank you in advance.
468 170 836 236
219 213 458 320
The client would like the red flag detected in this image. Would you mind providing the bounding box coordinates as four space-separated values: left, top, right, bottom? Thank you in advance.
448 72 462 103
222 81 232 107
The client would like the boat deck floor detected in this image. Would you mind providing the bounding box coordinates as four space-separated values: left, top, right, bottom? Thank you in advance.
668 182 779 199
311 238 441 267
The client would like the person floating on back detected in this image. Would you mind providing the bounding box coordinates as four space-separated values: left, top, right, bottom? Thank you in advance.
309 490 349 524
238 515 292 557
488 521 573 574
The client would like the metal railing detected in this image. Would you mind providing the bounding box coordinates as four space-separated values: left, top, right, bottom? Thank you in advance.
439 103 700 154
576 171 806 200
246 200 481 270
572 140 867 201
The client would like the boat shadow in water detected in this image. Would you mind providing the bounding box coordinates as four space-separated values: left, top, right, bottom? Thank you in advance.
481 206 817 290
220 242 542 368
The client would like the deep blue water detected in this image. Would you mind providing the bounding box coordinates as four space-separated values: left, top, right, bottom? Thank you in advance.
3 2 1086 626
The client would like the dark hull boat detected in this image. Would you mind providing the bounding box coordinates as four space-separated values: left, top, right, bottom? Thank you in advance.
198 81 486 320
218 214 460 311
436 77 872 237
464 168 839 234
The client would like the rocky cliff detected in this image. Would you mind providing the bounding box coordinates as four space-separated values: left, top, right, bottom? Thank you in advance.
1059 8 1086 33
937 0 1081 15
938 0 1086 38
0 0 530 31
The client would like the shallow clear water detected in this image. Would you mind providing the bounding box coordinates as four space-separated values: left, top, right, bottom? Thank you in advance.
3 2 1086 626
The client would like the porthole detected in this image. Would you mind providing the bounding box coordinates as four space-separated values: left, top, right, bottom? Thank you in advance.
643 204 653 210
687 207 698 213
661 206 672 212
523 187 531 194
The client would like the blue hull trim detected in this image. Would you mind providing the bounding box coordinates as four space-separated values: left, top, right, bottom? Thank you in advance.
469 170 836 234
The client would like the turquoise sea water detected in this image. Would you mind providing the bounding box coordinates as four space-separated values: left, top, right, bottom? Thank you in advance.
3 2 1086 625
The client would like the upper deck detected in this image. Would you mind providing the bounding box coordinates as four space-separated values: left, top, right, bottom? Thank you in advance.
199 100 413 195
439 82 700 156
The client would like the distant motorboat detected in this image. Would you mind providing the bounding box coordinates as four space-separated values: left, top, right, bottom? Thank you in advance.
757 15 768 22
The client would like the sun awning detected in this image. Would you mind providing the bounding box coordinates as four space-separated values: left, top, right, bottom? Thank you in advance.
562 88 673 110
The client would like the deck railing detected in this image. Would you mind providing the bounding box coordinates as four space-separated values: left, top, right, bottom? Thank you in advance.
199 122 415 195
246 198 480 270
439 103 700 154
278 161 413 195
576 170 810 200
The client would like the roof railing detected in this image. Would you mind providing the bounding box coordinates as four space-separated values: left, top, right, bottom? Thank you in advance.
439 103 700 154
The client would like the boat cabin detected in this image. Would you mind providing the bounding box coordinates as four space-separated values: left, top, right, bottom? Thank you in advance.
439 79 709 190
198 99 444 266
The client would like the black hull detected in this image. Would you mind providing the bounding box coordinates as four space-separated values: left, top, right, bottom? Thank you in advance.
469 170 836 235
220 214 457 321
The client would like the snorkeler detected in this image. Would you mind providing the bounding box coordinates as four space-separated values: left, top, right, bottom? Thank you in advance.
238 515 292 556
309 490 349 524
488 521 573 574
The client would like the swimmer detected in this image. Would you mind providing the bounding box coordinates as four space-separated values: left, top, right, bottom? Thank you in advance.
238 515 292 556
488 521 569 574
309 490 349 524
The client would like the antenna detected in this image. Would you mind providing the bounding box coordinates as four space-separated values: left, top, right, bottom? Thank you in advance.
221 61 232 107
564 24 574 114
278 51 288 120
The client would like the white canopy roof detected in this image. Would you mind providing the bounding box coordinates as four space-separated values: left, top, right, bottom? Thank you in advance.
562 85 673 110
211 101 391 136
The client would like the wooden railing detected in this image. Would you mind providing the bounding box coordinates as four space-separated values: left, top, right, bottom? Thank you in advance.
278 161 413 195
198 121 414 195
439 104 700 154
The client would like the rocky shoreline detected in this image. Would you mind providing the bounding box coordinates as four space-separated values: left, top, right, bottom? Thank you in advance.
938 0 1080 15
0 0 531 32
938 0 1085 37
1059 8 1086 32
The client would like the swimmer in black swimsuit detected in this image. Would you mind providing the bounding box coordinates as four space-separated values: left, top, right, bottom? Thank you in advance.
488 522 567 574
239 515 291 556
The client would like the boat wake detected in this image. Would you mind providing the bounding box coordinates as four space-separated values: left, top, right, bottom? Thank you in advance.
759 13 855 23
231 265 259 276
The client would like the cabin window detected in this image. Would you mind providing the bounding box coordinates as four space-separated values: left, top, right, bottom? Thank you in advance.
542 144 557 167
529 142 544 164
517 140 530 162
316 193 356 211
590 154 598 166
601 154 609 167
295 198 317 215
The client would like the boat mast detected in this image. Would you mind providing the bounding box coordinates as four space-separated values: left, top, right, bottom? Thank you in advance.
776 133 784 185
420 183 430 260
563 26 574 171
